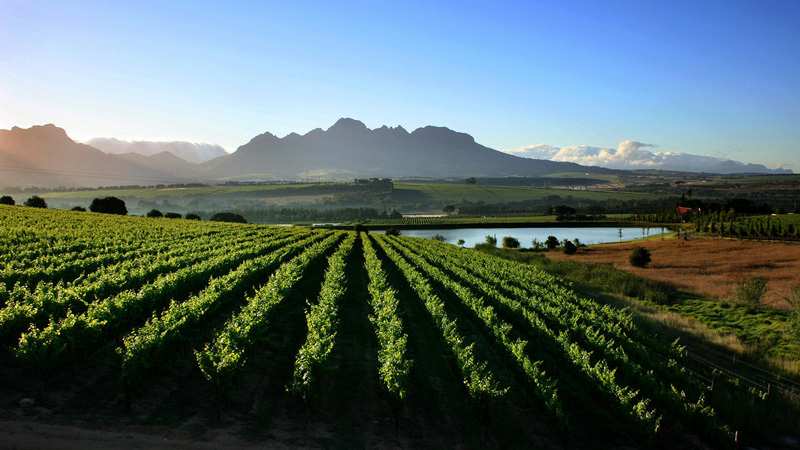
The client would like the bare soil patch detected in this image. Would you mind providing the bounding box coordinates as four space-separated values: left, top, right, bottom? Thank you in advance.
548 238 800 308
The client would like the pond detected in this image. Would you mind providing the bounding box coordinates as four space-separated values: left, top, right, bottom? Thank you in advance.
375 226 664 248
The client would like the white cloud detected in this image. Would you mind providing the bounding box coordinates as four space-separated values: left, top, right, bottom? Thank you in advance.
501 141 793 174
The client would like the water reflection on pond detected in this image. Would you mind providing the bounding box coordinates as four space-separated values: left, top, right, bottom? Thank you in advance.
374 227 661 248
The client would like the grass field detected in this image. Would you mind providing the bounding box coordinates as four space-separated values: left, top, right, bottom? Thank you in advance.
392 182 659 204
39 183 321 199
33 181 656 203
545 238 800 366
549 238 800 308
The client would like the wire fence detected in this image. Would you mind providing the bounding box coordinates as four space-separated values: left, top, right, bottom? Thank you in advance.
680 338 800 399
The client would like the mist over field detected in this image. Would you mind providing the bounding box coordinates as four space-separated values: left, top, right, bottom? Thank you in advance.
87 138 229 164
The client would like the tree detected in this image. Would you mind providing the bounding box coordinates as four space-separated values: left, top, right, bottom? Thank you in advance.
23 195 47 208
185 213 201 220
457 239 465 247
552 205 577 221
502 236 520 249
443 204 455 215
629 247 652 268
485 235 497 247
146 209 164 218
71 206 86 212
0 195 14 205
385 227 401 236
562 240 577 255
89 196 127 215
431 234 446 242
164 212 182 219
545 235 559 249
465 177 476 185
210 212 247 223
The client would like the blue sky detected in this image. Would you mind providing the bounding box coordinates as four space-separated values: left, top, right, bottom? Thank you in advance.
1 0 798 170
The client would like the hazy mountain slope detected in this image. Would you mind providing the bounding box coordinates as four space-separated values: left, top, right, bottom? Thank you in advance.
87 138 228 164
116 151 198 175
0 125 194 187
197 118 608 180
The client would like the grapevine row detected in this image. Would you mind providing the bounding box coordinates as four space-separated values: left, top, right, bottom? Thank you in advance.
370 235 504 401
0 229 304 346
289 233 357 399
397 236 731 440
13 230 330 377
195 232 344 389
382 236 566 420
120 232 327 386
361 233 412 403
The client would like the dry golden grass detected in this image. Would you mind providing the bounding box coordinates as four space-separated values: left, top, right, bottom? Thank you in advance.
549 237 800 309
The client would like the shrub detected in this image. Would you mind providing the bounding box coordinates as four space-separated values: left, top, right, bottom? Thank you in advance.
71 206 86 212
164 212 181 219
545 235 559 249
629 247 651 267
0 195 14 205
502 236 520 249
735 277 767 307
431 234 446 242
210 212 247 224
23 195 47 208
185 213 201 220
146 209 164 218
562 240 577 255
485 235 497 247
89 196 127 215
474 242 497 252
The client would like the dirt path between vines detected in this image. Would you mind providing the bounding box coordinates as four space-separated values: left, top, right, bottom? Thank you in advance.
0 418 283 450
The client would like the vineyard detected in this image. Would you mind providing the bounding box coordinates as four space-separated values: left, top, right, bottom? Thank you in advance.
0 205 775 448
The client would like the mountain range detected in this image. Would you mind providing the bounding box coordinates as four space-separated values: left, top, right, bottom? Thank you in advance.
0 119 791 188
196 118 605 181
0 125 197 188
0 120 608 187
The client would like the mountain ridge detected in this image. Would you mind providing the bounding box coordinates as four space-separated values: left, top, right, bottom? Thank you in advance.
198 118 604 181
1 120 790 188
0 124 196 187
87 138 228 164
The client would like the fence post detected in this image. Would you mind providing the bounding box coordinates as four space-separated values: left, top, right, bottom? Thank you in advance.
709 377 715 406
